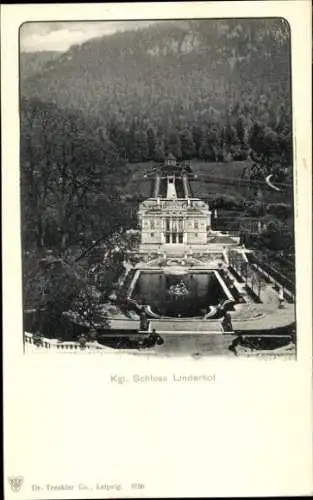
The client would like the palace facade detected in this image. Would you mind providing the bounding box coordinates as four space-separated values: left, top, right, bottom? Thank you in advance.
138 155 212 252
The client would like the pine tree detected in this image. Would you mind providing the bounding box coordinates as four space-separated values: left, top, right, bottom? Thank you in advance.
147 127 156 160
180 129 195 160
166 131 182 160
236 115 246 145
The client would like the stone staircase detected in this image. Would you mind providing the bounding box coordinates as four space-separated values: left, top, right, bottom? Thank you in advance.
149 318 224 334
152 333 237 356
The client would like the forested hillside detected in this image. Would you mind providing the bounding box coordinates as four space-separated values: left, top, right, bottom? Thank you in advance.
21 19 292 166
20 50 62 80
21 98 133 252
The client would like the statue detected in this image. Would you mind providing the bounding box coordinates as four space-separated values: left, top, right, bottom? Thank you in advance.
33 332 43 347
222 312 233 332
278 287 285 309
168 280 189 298
139 306 149 331
78 333 88 348
89 327 98 341
141 329 164 348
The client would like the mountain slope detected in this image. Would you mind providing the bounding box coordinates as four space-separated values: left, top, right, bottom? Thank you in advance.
20 19 292 167
21 19 291 121
20 51 63 80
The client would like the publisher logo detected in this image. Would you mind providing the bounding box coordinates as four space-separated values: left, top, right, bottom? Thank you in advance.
8 476 24 492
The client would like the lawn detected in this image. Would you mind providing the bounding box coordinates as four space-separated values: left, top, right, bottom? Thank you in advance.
191 160 250 178
124 160 293 205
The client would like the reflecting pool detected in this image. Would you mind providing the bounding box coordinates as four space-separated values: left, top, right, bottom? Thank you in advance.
130 270 232 317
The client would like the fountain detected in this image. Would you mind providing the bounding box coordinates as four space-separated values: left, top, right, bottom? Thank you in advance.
128 269 235 318
168 280 189 298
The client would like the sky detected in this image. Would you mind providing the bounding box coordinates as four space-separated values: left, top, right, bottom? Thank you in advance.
20 21 158 53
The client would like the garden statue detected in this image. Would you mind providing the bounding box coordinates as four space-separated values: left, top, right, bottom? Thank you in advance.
33 332 43 347
139 306 149 331
168 280 189 298
89 327 98 341
140 329 164 348
290 329 296 345
229 335 243 355
222 311 233 332
78 333 88 348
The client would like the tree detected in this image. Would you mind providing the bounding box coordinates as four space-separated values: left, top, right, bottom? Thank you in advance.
207 126 219 160
224 123 238 151
249 121 265 157
147 127 156 160
198 127 216 161
192 124 203 157
166 131 182 160
236 115 246 145
262 126 279 161
21 98 131 253
180 129 195 159
23 251 111 340
108 119 128 159
127 121 148 162
70 283 103 330
154 141 166 161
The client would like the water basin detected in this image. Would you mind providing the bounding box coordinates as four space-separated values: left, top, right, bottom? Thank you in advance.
129 270 233 318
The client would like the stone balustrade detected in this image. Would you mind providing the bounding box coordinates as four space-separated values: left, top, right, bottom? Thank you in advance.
24 332 109 351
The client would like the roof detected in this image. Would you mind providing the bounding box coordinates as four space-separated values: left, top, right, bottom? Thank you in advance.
166 152 176 161
139 198 209 215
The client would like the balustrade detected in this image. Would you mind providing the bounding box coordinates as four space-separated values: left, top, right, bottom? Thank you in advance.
24 332 110 351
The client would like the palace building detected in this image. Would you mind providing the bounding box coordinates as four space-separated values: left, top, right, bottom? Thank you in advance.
138 155 212 252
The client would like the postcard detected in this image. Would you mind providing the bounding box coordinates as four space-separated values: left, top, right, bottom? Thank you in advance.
2 1 312 498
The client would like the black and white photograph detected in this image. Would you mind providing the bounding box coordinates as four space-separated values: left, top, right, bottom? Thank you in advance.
20 17 296 358
2 3 312 499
